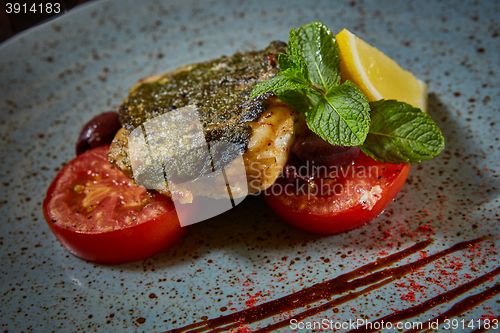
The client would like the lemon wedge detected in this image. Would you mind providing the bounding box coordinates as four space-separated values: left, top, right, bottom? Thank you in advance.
335 29 428 112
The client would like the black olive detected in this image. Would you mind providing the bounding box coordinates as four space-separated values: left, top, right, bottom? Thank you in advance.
76 111 121 155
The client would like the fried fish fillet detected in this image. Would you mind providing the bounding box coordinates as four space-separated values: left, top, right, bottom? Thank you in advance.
108 41 301 200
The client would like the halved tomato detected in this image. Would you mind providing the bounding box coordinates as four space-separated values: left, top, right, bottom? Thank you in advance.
43 145 190 264
262 152 410 234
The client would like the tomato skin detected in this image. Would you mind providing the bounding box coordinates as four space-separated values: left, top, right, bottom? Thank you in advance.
43 194 188 264
263 153 410 235
43 145 191 264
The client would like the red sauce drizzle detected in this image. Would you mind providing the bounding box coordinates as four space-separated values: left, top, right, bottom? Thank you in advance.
165 237 495 333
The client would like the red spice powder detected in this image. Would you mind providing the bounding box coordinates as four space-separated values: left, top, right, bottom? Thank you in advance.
400 291 416 302
480 314 497 322
231 326 252 333
383 230 392 239
245 292 263 307
417 225 435 234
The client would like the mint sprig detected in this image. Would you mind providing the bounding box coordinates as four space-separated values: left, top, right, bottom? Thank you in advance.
251 21 370 147
251 21 445 164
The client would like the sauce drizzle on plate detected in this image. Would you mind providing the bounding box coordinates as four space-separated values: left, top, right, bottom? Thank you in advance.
166 237 498 333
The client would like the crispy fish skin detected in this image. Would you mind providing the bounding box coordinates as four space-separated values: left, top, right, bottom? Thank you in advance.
109 42 301 199
119 42 287 136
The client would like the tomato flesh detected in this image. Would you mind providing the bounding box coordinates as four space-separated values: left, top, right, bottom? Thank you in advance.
43 145 190 264
263 152 410 234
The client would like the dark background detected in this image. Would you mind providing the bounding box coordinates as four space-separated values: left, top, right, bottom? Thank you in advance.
0 0 91 43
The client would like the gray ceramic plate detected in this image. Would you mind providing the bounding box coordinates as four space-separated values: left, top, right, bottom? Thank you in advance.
1 0 499 332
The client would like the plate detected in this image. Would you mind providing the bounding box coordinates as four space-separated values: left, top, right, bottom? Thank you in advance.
1 0 499 332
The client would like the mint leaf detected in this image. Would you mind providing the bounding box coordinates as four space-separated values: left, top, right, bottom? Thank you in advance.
306 81 370 146
286 29 309 80
295 21 340 92
275 87 318 114
250 68 310 99
361 100 445 163
277 53 297 71
279 67 311 86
